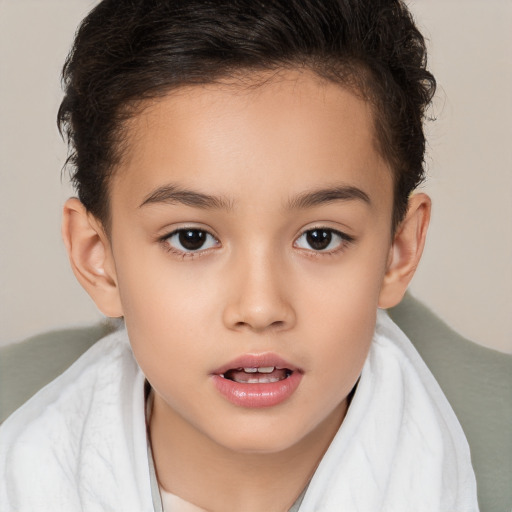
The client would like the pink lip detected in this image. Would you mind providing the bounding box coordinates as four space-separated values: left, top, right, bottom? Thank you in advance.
212 353 300 376
211 353 303 408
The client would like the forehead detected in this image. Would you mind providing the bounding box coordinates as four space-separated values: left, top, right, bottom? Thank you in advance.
111 69 392 215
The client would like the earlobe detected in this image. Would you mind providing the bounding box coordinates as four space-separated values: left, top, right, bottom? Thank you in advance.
378 193 431 309
62 198 123 317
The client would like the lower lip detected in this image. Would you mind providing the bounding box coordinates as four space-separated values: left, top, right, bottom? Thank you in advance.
211 371 303 408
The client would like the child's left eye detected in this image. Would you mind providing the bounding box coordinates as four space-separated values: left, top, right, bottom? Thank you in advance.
294 228 352 252
164 228 219 253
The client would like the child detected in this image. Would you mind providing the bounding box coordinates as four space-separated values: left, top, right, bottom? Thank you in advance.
0 0 479 510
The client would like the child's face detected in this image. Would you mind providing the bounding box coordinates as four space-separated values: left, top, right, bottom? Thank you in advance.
86 70 403 453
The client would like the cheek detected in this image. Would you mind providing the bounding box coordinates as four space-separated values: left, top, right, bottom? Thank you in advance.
297 243 388 322
113 253 218 368
295 244 388 382
304 285 377 370
116 244 218 321
299 291 376 417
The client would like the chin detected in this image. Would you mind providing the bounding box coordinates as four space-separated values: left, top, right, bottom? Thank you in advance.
221 434 303 456
208 415 330 457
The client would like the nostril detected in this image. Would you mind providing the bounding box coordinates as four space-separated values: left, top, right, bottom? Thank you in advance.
234 319 285 331
223 295 296 332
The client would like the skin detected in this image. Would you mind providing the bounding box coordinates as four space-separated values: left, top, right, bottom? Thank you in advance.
62 69 430 512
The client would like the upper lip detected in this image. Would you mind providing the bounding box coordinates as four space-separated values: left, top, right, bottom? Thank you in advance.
212 353 302 376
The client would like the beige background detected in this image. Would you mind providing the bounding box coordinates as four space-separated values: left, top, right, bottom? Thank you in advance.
0 0 511 353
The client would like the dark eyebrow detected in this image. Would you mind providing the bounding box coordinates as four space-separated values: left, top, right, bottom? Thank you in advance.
287 185 371 210
139 184 232 210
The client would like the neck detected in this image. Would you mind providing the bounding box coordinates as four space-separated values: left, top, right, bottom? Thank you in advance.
149 393 346 512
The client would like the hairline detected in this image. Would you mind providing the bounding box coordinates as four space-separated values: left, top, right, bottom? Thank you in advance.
97 63 399 238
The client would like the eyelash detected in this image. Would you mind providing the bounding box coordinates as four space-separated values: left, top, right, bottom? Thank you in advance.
293 227 354 257
159 226 354 259
160 228 220 259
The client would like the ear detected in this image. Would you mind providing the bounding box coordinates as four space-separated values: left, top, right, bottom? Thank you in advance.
62 198 123 317
378 193 431 309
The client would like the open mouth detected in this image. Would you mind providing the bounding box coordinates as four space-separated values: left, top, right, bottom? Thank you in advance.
222 366 293 384
212 355 303 407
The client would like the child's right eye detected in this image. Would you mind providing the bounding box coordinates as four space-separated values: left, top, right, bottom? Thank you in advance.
164 228 219 254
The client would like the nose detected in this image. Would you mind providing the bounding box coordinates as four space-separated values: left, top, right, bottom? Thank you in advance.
222 247 296 333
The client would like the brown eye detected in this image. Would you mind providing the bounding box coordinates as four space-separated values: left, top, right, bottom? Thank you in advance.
306 229 332 250
165 229 218 252
295 228 349 252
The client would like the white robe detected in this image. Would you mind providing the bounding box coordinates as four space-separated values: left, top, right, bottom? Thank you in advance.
0 311 479 511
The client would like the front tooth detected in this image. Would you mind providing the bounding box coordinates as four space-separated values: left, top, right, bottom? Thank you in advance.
258 366 275 373
244 367 258 373
259 376 280 383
